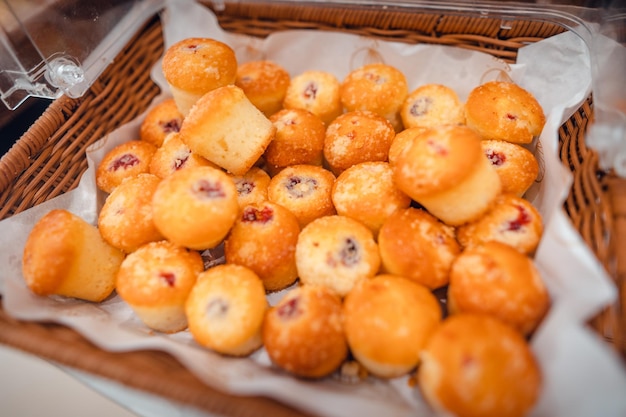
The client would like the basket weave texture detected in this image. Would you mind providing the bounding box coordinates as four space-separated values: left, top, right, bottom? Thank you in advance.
0 2 624 416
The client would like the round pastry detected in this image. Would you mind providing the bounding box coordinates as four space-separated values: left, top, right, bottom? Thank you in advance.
139 98 184 147
185 264 267 356
96 140 157 194
98 173 165 253
295 215 380 297
263 284 348 378
323 110 396 176
456 193 543 255
224 201 300 292
447 241 550 335
387 127 427 167
151 165 239 250
115 240 204 333
400 84 465 129
179 85 276 176
22 209 125 302
343 274 442 378
265 108 326 175
267 164 336 228
230 166 271 211
481 139 540 197
392 125 502 226
418 313 542 417
340 63 409 131
149 132 217 179
331 161 411 235
235 60 290 117
378 207 461 290
161 37 237 115
282 70 343 125
464 80 546 144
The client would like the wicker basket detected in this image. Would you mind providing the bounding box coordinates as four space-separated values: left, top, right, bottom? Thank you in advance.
0 2 624 416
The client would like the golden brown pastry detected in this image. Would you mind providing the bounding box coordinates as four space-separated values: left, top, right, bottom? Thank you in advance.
96 140 157 194
139 98 184 148
230 166 271 212
283 70 343 125
387 126 427 167
481 139 540 197
235 60 290 117
400 83 465 129
149 132 216 179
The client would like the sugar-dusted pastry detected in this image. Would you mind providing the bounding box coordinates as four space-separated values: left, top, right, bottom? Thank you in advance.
96 140 157 194
295 215 380 297
139 98 184 147
481 139 540 197
22 209 125 302
448 241 550 335
331 161 411 235
151 165 239 250
267 164 336 228
149 132 217 179
378 207 461 290
179 85 276 176
162 37 237 115
263 284 348 378
265 108 326 175
283 70 343 125
344 275 441 378
323 110 395 176
185 264 267 356
456 193 543 255
419 314 542 417
115 240 203 333
235 60 290 117
392 125 502 226
230 166 271 211
224 201 300 292
340 63 409 131
98 173 164 253
400 84 465 129
465 80 546 144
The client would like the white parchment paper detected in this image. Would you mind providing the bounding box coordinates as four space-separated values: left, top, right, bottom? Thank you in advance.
1 1 626 416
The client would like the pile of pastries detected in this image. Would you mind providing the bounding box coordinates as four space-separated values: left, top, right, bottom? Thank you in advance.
22 37 551 417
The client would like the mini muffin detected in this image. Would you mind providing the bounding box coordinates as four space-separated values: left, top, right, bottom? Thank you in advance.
162 37 237 115
22 209 124 302
96 140 157 194
265 108 326 175
180 85 276 176
400 84 465 129
224 201 300 292
340 63 409 131
392 125 502 226
230 166 271 211
185 264 267 356
447 241 550 335
115 240 203 333
235 60 290 117
139 98 184 147
149 132 217 179
267 164 336 228
387 127 427 166
283 70 343 125
456 194 543 255
418 314 542 417
378 208 461 290
151 166 239 250
331 161 411 235
465 80 546 144
263 285 348 378
295 215 380 297
324 110 396 176
98 173 165 253
481 139 540 197
344 275 441 378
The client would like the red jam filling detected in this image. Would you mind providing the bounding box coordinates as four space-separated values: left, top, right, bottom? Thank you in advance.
236 179 255 196
277 296 301 319
242 206 274 223
505 204 532 231
485 149 506 166
364 72 384 85
506 113 518 121
285 176 318 198
160 118 181 134
410 97 432 117
303 82 318 100
173 153 190 170
159 272 176 287
109 153 140 171
192 179 226 199
426 139 448 156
